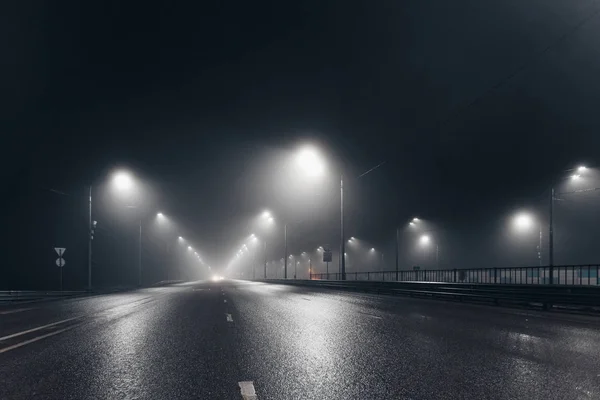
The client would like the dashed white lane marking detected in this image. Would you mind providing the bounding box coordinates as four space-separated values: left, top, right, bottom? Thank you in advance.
0 317 80 342
0 308 34 315
0 326 77 354
358 311 383 320
224 299 227 303
192 288 207 291
238 381 257 399
226 313 233 322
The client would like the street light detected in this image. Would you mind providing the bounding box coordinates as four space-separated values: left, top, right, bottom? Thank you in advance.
291 145 382 280
113 171 134 191
549 163 591 282
418 234 439 269
511 211 542 266
513 213 534 231
296 146 326 177
87 169 146 290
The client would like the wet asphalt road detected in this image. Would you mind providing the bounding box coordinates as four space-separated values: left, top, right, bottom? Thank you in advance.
1 280 599 399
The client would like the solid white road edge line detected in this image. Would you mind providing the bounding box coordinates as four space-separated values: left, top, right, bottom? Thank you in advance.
0 316 80 342
0 326 77 354
238 381 257 399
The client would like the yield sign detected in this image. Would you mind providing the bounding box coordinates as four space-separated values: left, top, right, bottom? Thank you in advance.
54 247 66 257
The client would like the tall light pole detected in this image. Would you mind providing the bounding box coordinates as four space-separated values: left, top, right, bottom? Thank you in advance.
396 217 419 279
548 165 589 283
292 145 382 281
340 175 345 280
264 241 267 279
88 170 137 290
395 227 399 281
284 223 288 279
88 186 93 290
112 170 143 286
138 220 142 286
549 187 555 283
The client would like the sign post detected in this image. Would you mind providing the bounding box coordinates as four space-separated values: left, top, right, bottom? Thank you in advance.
55 248 66 291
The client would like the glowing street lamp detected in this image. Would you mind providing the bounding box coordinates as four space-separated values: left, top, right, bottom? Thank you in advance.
417 234 439 268
549 163 591 279
112 170 134 192
296 146 326 178
290 144 380 280
106 169 144 287
511 211 542 266
279 145 330 279
513 213 534 231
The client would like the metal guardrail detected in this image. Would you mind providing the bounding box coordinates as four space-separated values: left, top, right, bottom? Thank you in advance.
310 264 600 286
0 290 87 303
259 279 600 311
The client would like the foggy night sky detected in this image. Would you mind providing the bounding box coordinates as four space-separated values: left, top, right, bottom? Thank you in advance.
3 1 600 287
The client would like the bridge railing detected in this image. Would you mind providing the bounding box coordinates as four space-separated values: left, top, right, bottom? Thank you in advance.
310 264 600 286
